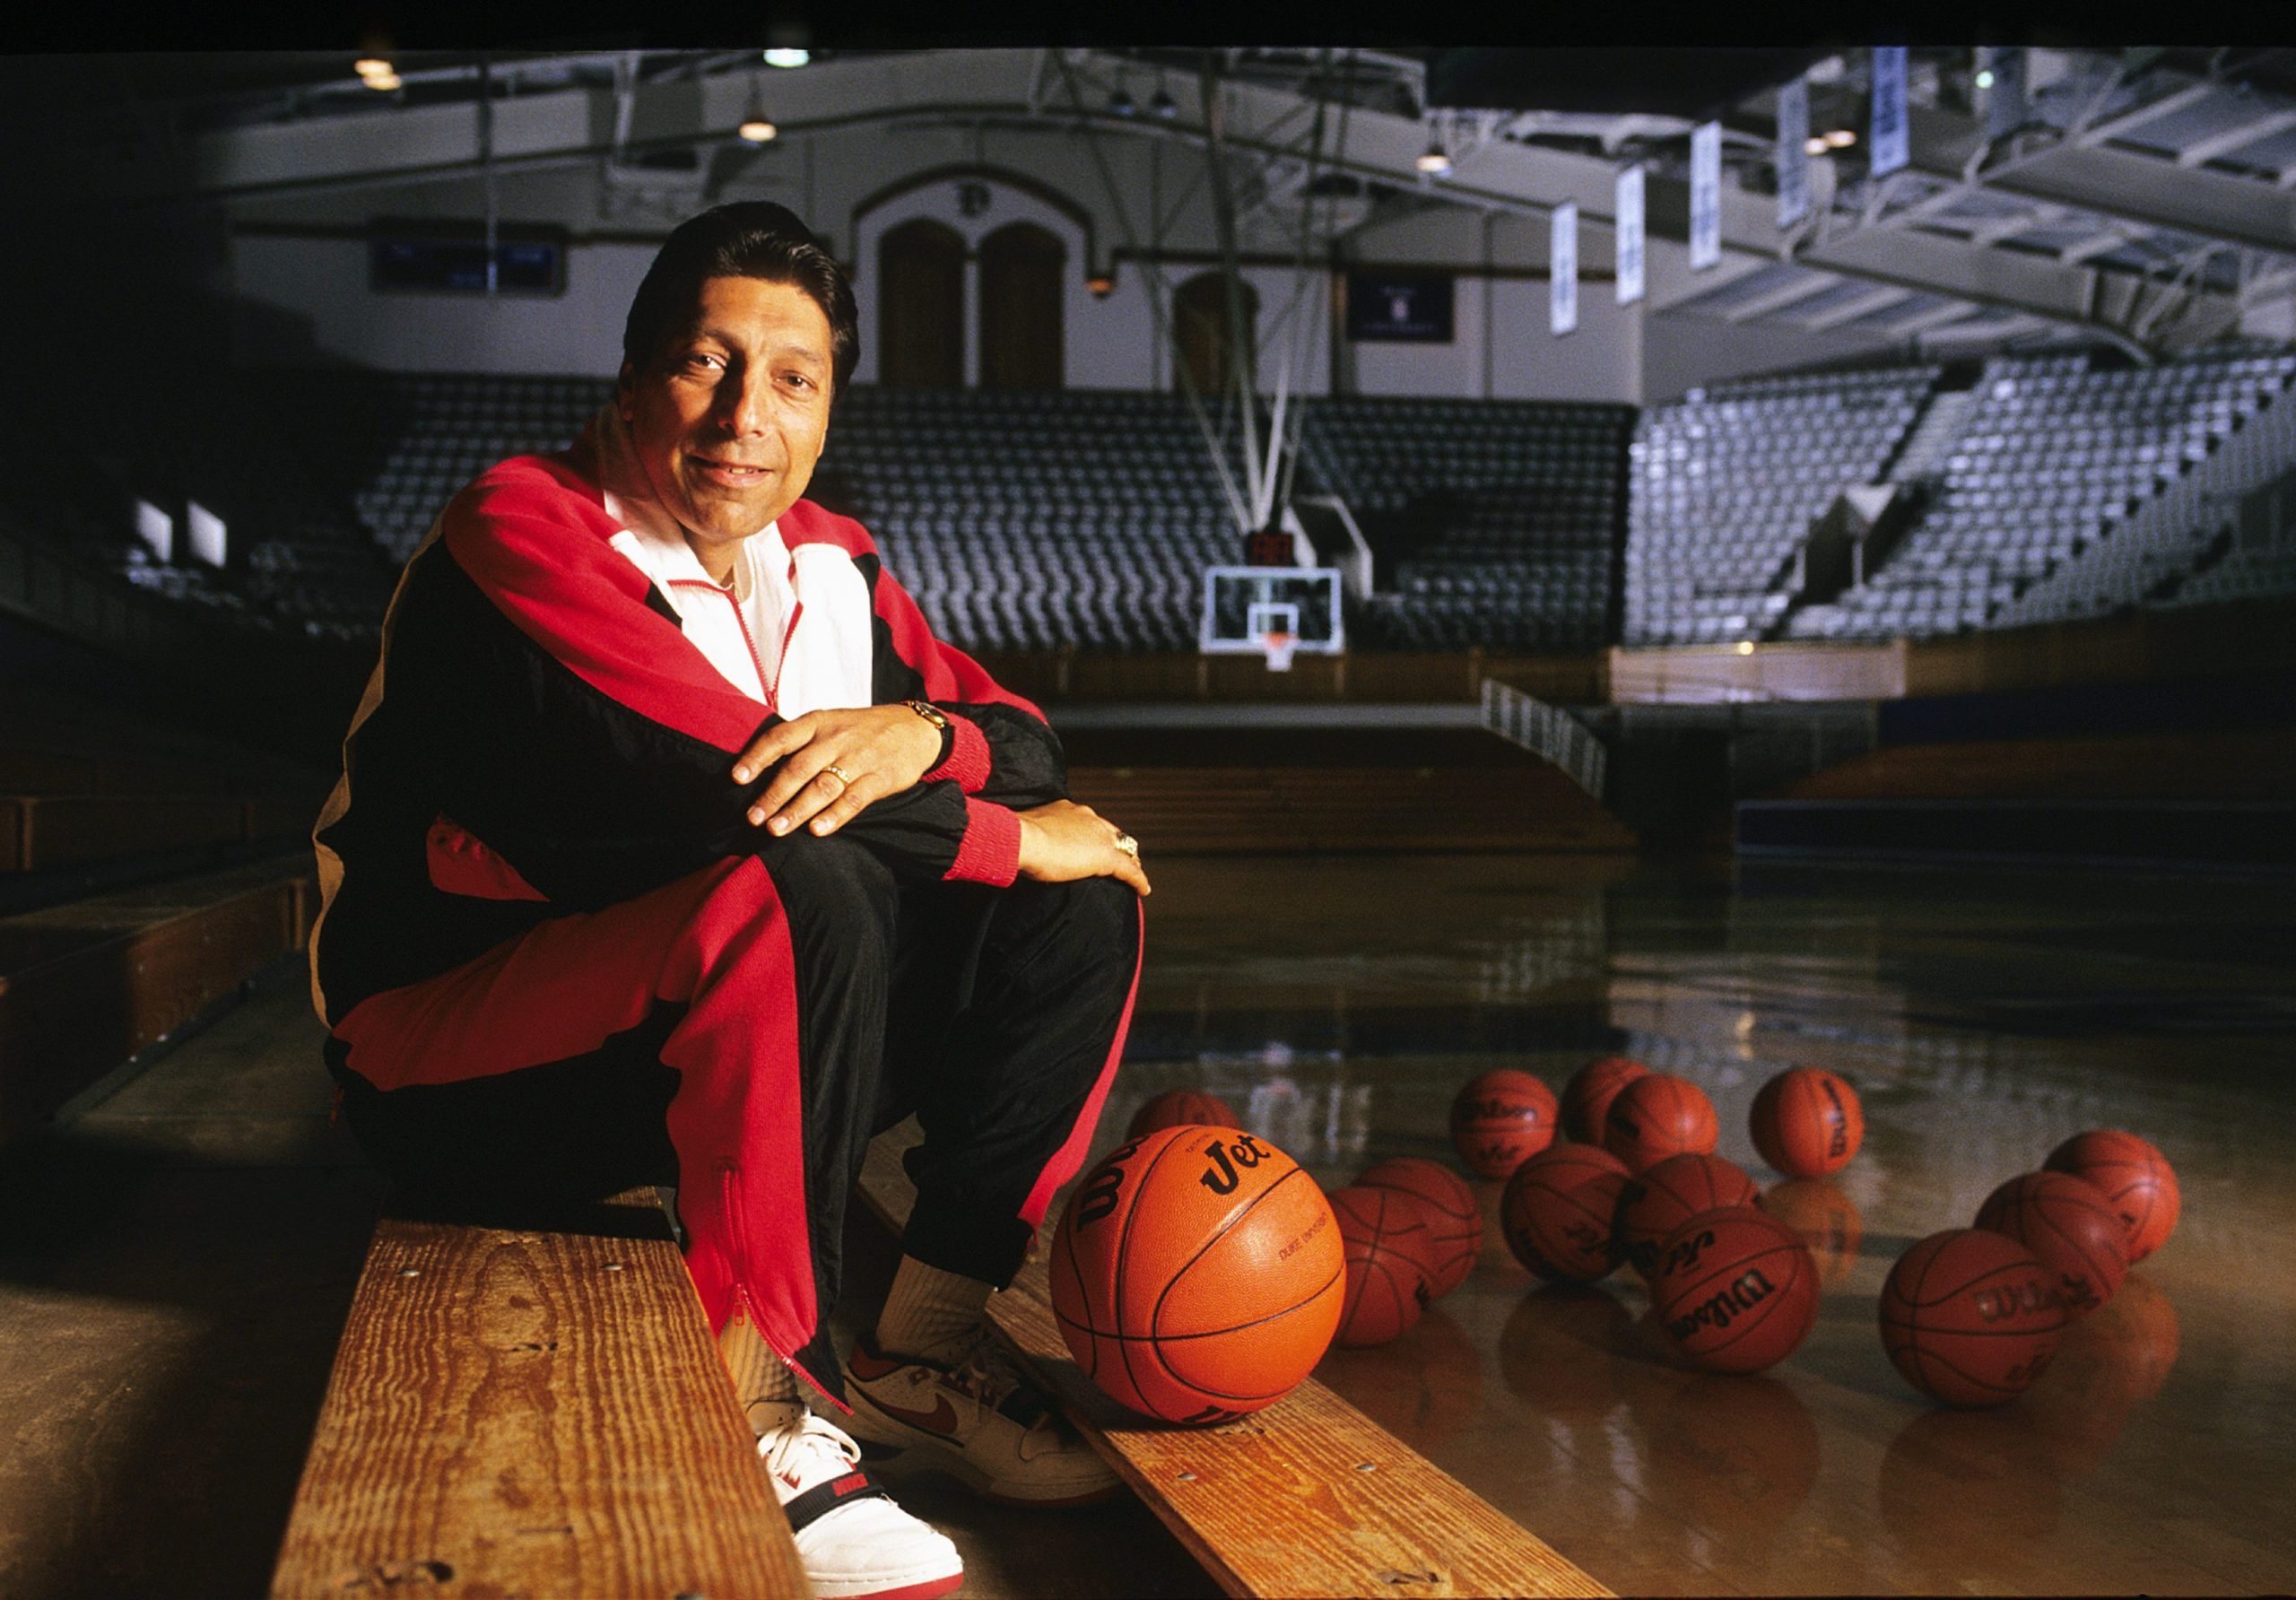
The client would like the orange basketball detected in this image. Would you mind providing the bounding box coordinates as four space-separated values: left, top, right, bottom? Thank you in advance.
1879 1229 2066 1407
1749 1068 1865 1178
1051 1125 1344 1425
1448 1068 1560 1179
1763 1178 1863 1287
1500 1143 1632 1283
1561 1056 1650 1145
1355 1157 1480 1297
1649 1205 1819 1373
1327 1187 1433 1347
1974 1171 2128 1320
1126 1089 1240 1139
2044 1129 2180 1264
1602 1074 1719 1173
1614 1152 1761 1280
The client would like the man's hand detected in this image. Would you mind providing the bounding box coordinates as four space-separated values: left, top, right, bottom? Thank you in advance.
1015 799 1152 898
732 705 944 838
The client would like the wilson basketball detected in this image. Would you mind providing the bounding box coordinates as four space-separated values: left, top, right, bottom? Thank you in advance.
1762 1178 1864 1287
1649 1205 1819 1373
1561 1056 1650 1145
1603 1074 1719 1173
1051 1125 1344 1426
1355 1157 1480 1297
1615 1152 1761 1280
1126 1089 1240 1139
1449 1068 1560 1178
1878 1229 2066 1407
1500 1143 1632 1283
1327 1186 1433 1347
1974 1171 2128 1319
1749 1067 1865 1178
2044 1129 2181 1263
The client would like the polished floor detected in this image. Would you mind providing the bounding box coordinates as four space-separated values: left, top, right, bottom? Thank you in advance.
3 851 2292 1596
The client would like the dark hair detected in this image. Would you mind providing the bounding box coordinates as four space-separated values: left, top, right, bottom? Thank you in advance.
621 202 859 394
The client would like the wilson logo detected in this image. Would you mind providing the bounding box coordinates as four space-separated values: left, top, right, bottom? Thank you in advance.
1075 1138 1146 1227
1973 1277 2054 1323
1665 1267 1776 1342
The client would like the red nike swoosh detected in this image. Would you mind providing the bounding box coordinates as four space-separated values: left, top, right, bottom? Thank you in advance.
874 1395 960 1436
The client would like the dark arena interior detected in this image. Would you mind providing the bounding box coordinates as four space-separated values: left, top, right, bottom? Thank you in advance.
3 39 2293 1600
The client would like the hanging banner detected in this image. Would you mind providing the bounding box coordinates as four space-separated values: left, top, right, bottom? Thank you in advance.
1870 46 1909 176
1690 120 1722 270
1615 165 1645 306
1776 76 1810 228
1981 46 2030 143
1550 202 1578 335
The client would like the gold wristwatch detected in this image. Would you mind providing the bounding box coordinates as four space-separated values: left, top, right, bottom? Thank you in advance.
903 700 954 768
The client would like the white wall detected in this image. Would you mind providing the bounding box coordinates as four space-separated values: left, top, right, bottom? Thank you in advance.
1640 309 1901 404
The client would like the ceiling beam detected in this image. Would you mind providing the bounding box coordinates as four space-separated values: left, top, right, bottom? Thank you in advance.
1719 270 1844 322
2175 105 2296 166
1799 284 1913 330
1878 300 1981 338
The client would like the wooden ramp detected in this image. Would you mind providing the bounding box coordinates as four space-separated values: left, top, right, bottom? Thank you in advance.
272 1188 806 1598
861 1126 1610 1600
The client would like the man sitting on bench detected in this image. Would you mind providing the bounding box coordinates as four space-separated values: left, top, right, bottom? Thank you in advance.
309 202 1150 1600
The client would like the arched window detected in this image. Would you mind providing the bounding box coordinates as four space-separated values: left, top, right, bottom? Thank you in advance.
878 218 965 388
978 222 1065 391
1173 272 1258 398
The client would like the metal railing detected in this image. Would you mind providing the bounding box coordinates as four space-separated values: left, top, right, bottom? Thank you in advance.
1479 678 1607 801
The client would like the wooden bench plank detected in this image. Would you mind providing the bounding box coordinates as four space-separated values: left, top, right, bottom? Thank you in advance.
272 1189 808 1600
0 859 312 1145
860 1126 1610 1600
6 794 250 871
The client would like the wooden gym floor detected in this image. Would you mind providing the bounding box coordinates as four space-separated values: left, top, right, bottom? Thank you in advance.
3 850 2292 1596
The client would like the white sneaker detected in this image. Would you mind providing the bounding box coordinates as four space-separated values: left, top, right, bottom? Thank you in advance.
757 1404 964 1600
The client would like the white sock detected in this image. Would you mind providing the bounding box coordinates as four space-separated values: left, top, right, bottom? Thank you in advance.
719 1310 803 1438
874 1256 994 1363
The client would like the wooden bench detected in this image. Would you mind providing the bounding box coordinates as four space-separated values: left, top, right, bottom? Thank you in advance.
0 857 313 1146
859 1124 1611 1600
271 1187 808 1599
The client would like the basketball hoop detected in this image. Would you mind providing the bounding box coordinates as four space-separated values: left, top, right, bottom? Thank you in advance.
1258 630 1297 672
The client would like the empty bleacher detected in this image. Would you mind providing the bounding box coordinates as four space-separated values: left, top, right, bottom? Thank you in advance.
1625 367 1936 645
1300 397 1631 650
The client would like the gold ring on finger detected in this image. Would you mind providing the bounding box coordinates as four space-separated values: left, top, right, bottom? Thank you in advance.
1114 833 1140 857
822 764 856 787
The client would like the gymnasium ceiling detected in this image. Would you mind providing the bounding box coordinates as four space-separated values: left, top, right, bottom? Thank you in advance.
10 45 2295 361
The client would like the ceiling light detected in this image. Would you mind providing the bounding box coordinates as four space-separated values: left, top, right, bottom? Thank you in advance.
1110 84 1135 116
1416 140 1452 177
1086 272 1116 298
1151 86 1177 118
362 70 402 91
762 48 809 68
1975 68 1996 89
1805 135 1831 155
739 117 778 143
354 57 392 78
1824 128 1857 148
1736 640 1757 655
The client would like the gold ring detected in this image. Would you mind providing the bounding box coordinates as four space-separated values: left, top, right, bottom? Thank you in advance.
1114 833 1140 857
822 764 855 787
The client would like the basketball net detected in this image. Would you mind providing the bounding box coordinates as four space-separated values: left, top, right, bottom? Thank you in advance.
1259 630 1297 672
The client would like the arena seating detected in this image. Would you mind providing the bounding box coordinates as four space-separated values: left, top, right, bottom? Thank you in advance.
1299 397 1631 650
1624 366 1938 646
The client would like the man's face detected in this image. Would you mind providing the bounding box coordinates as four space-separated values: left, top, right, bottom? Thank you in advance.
618 275 834 574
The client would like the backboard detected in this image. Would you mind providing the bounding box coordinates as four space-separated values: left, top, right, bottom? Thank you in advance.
1201 566 1344 671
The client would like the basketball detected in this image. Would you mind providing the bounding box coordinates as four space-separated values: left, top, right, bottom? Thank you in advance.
1762 1178 1864 1287
2043 1129 2181 1263
1602 1074 1719 1173
1974 1170 2129 1319
1500 1142 1633 1283
1878 1229 2067 1407
1648 1205 1819 1373
1614 1152 1761 1280
1355 1157 1481 1297
1050 1124 1344 1426
1449 1068 1561 1178
1126 1089 1240 1139
1327 1186 1433 1347
1748 1067 1865 1178
1561 1055 1650 1145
